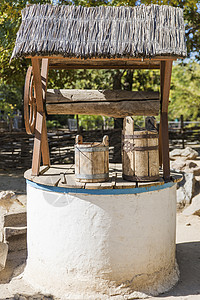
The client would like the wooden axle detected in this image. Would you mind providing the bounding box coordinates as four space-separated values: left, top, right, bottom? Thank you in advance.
46 90 160 117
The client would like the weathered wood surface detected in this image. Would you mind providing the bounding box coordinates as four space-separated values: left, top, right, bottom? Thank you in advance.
46 101 160 117
160 60 173 181
35 57 175 69
134 131 149 178
47 104 160 118
41 59 50 167
75 135 109 183
48 56 162 69
46 90 160 117
48 60 160 70
24 163 182 189
31 58 44 176
24 66 36 135
28 56 177 61
148 133 159 178
46 90 159 103
134 130 159 181
122 117 135 179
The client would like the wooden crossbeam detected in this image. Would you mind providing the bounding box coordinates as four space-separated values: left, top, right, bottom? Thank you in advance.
46 90 160 117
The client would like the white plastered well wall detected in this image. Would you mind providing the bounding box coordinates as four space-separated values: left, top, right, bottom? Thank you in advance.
23 182 179 299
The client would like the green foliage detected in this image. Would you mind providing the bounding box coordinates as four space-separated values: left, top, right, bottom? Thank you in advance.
169 61 200 121
48 69 113 90
79 115 103 130
128 70 160 92
46 119 61 129
78 115 114 130
0 83 22 117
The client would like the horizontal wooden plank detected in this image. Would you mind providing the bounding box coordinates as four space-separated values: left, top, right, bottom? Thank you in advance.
46 100 159 117
48 56 163 69
48 60 160 70
46 89 159 104
24 163 183 189
26 55 177 61
49 64 160 70
137 178 164 188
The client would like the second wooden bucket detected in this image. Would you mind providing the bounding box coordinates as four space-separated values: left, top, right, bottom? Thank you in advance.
75 135 109 183
122 117 159 182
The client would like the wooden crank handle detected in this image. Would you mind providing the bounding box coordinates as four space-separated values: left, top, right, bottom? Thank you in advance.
24 66 37 134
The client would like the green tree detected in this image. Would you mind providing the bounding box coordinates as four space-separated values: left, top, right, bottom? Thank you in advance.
169 61 200 121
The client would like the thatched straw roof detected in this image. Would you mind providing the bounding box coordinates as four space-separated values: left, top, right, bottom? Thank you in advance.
11 4 187 60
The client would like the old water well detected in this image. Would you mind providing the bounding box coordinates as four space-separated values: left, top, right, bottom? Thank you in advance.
11 3 187 298
24 165 181 298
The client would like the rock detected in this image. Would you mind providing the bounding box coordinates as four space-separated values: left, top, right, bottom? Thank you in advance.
0 242 8 271
171 158 186 171
170 147 199 161
176 188 186 208
0 191 16 212
192 167 200 176
0 191 24 212
181 147 198 160
183 166 200 176
4 226 27 242
170 149 182 160
183 194 200 216
176 172 195 205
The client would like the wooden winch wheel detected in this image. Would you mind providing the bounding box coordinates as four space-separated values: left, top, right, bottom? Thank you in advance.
24 66 37 134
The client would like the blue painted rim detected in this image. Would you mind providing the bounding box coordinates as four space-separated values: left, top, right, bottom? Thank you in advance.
26 179 175 195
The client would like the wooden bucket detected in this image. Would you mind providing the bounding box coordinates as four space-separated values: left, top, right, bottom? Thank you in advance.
122 117 159 182
75 135 109 183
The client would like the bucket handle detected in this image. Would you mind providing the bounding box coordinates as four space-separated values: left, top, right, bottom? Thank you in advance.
103 135 109 146
76 135 83 144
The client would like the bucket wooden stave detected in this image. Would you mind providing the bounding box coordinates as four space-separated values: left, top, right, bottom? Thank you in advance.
122 117 159 182
132 131 159 181
75 135 109 183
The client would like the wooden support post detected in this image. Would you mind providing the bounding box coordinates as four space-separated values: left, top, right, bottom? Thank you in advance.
41 59 50 166
31 58 44 176
158 120 162 167
159 61 164 167
180 114 185 149
160 60 173 181
32 111 43 175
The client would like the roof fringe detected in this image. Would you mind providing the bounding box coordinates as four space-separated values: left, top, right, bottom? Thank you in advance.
11 4 187 60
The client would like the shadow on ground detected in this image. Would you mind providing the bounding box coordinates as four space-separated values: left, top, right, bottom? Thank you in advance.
159 241 200 298
0 171 26 194
0 294 54 300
